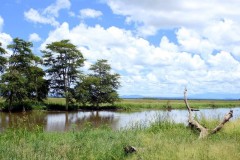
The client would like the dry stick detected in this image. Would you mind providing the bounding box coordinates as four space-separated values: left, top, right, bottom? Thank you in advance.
184 88 233 138
211 110 233 134
184 88 209 138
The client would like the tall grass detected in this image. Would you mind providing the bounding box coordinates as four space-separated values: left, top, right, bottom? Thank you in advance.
116 99 240 110
1 98 239 111
1 115 240 160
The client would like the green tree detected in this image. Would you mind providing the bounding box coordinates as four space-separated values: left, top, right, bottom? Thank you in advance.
42 40 84 110
75 59 120 107
0 42 7 73
0 38 48 111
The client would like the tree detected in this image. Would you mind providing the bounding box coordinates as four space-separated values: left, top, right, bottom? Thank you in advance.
0 42 7 73
75 59 120 107
42 40 84 110
0 38 48 111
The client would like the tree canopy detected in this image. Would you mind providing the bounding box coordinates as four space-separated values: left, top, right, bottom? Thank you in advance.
0 42 7 73
75 59 120 107
0 38 121 112
0 38 48 111
42 39 85 110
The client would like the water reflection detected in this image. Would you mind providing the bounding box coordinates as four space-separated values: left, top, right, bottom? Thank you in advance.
1 107 240 132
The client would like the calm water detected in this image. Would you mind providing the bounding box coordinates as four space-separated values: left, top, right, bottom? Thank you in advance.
1 107 240 132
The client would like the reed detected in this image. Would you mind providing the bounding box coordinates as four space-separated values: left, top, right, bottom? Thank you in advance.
1 116 240 160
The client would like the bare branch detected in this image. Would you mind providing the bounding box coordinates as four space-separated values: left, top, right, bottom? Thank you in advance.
184 88 208 138
184 88 233 138
211 110 233 134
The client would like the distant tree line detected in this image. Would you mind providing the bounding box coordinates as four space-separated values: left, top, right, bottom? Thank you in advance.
0 38 120 111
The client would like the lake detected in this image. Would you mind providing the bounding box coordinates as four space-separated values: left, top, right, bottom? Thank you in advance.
1 107 240 132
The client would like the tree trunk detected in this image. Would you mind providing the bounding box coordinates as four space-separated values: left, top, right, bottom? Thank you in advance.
64 72 69 111
184 88 233 138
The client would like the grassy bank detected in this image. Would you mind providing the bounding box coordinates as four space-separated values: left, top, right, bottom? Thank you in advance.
0 118 240 160
45 98 240 110
116 99 240 110
1 98 239 111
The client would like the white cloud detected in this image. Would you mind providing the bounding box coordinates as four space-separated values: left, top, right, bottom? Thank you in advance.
0 32 13 57
41 22 240 96
0 16 3 32
106 0 240 36
29 33 41 42
44 0 71 17
0 32 12 48
79 8 103 19
24 0 71 27
24 8 59 27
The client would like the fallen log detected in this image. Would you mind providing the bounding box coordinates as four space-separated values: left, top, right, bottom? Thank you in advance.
184 88 233 138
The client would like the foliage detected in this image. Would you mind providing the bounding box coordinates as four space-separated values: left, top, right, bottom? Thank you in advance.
0 38 48 111
0 42 7 73
45 103 78 111
42 39 84 110
1 101 33 112
75 59 121 107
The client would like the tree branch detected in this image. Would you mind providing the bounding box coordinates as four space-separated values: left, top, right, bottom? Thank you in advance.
184 88 233 138
184 88 208 138
211 110 233 134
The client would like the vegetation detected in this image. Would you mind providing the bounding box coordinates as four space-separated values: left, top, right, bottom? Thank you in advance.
0 42 7 73
0 38 121 111
0 38 48 111
42 39 85 111
74 59 121 108
115 99 240 110
0 116 240 160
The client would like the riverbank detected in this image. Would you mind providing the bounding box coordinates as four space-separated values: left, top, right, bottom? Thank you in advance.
1 118 240 160
116 99 240 110
1 98 240 112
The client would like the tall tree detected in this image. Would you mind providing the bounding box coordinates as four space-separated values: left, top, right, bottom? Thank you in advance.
75 59 120 107
0 42 7 73
0 38 48 111
42 40 84 110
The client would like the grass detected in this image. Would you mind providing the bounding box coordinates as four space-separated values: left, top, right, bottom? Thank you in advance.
45 98 240 110
116 99 240 110
1 97 239 111
1 116 240 160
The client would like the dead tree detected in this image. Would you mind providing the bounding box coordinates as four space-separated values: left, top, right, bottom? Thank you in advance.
184 88 233 138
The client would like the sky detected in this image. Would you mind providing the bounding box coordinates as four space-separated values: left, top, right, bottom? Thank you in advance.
0 0 240 99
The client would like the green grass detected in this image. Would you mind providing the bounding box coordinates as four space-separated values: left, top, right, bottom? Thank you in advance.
45 98 240 110
1 98 239 111
1 117 240 160
115 99 240 110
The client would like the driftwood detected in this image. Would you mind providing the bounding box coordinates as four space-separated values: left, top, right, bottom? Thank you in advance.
184 88 233 138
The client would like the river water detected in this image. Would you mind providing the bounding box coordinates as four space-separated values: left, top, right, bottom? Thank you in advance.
1 107 240 132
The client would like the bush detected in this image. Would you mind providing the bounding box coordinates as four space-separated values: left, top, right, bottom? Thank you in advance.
1 101 33 112
45 103 78 111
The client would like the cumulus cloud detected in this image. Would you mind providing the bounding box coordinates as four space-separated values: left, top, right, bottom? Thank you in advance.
43 0 71 17
79 8 103 19
24 0 71 27
105 0 240 36
29 33 41 42
0 32 13 56
0 29 12 48
24 9 59 27
41 22 240 96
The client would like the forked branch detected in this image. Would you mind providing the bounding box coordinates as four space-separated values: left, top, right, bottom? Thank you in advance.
184 88 233 138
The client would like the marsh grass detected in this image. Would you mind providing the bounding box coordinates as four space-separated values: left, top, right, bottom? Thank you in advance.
116 99 240 110
1 98 239 111
1 114 240 160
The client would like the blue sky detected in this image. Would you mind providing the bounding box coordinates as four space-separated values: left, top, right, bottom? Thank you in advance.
0 0 240 98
